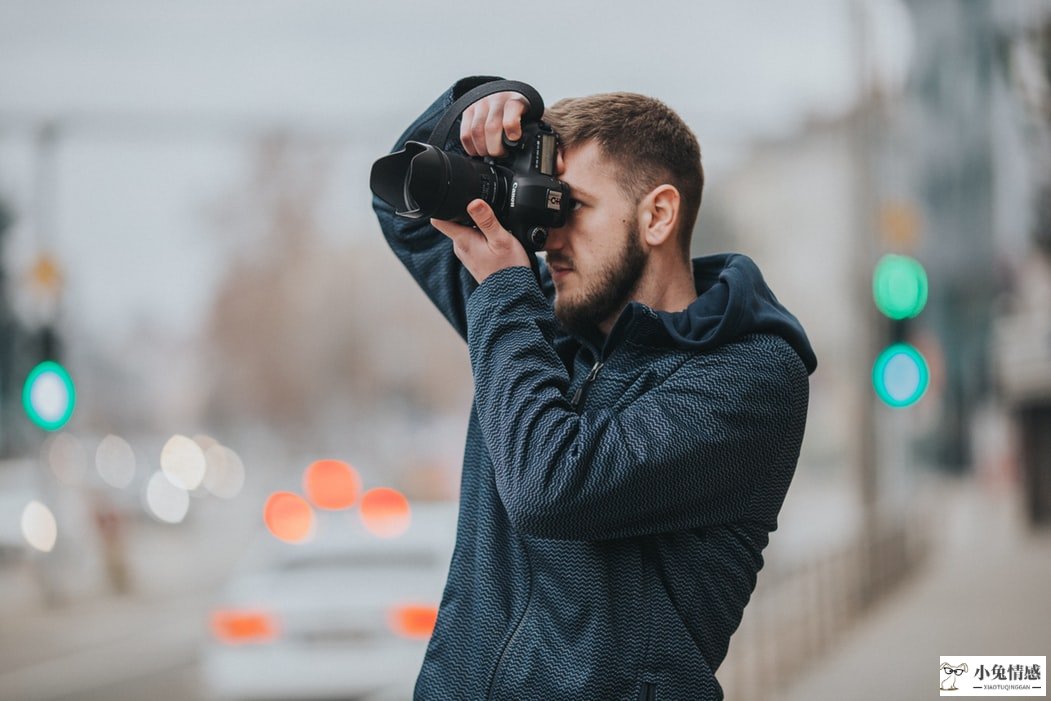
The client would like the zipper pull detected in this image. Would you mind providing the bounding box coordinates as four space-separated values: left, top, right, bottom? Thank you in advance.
571 361 604 407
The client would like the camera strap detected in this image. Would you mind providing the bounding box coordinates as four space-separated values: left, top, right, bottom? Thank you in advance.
427 80 546 148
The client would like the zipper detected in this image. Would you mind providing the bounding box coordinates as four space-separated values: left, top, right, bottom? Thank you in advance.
488 601 530 698
639 681 657 701
570 360 604 407
486 541 534 700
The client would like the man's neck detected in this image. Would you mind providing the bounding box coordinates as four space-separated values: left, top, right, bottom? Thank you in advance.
598 261 696 336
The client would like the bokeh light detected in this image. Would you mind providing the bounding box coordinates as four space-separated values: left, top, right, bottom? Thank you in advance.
96 434 136 489
359 488 411 538
264 492 315 543
203 445 246 499
22 361 76 431
193 434 220 452
388 604 438 639
303 459 361 510
45 432 86 485
873 254 928 320
21 500 58 552
161 434 207 491
145 470 190 524
873 343 930 408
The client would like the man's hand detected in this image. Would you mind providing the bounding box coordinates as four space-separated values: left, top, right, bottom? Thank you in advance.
460 92 529 157
431 199 530 284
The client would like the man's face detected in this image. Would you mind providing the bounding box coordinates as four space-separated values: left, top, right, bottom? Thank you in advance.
544 140 647 337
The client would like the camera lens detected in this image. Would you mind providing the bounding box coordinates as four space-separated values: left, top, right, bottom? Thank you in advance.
403 147 447 214
373 142 507 223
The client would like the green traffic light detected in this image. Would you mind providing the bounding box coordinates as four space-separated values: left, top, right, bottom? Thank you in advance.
872 343 929 408
22 361 76 431
873 254 928 320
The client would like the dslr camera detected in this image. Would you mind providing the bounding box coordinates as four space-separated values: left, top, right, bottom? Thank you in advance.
370 80 571 251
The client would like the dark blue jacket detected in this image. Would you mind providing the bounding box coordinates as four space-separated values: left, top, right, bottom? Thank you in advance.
373 78 817 701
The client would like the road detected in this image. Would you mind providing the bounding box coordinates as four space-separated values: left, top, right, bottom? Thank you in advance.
0 464 259 701
0 585 208 701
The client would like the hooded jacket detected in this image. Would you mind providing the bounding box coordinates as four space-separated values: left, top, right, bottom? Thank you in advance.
372 77 817 701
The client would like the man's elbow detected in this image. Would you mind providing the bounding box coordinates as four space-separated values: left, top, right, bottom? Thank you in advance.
497 482 594 541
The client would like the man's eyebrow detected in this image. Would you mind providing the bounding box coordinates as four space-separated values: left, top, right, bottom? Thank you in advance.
565 183 596 201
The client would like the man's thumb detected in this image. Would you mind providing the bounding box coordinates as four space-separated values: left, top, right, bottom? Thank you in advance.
467 199 500 235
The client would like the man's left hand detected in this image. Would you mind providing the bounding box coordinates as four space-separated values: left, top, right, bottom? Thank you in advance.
431 199 531 284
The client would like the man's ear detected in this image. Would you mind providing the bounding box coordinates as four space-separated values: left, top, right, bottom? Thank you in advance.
639 184 681 248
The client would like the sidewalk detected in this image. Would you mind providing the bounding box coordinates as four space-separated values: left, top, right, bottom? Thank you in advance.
773 480 1051 701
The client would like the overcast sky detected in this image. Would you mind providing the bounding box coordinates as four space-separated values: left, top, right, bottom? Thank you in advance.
0 0 913 342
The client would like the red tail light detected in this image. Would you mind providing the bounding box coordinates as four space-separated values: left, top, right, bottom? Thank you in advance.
210 609 280 645
388 604 438 639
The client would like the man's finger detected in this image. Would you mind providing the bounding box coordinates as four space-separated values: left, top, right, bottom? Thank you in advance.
460 105 478 156
503 97 528 143
485 108 506 157
431 217 480 253
466 200 503 241
468 108 487 157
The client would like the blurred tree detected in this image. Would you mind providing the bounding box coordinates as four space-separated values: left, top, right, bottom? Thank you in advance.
203 134 471 449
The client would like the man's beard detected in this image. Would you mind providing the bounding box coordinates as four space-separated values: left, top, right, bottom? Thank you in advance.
553 224 647 338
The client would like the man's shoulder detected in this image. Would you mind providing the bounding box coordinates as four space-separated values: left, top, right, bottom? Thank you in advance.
671 333 810 388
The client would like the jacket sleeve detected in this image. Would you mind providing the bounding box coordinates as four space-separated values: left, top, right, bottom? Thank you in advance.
466 266 809 542
371 76 504 340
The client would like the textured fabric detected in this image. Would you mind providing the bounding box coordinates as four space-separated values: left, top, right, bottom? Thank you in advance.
372 79 814 701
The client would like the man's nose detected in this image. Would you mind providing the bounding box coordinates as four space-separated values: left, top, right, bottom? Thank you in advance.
543 224 566 253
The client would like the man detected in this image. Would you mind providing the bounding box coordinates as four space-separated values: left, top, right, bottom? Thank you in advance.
372 76 817 701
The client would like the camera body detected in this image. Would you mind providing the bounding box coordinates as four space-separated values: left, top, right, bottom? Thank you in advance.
472 121 568 250
370 82 571 252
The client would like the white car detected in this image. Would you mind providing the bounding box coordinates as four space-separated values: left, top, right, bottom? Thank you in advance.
201 500 458 701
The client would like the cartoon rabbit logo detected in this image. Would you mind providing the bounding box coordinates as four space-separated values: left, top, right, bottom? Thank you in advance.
940 662 968 691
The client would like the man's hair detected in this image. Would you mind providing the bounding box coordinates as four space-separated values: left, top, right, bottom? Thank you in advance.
544 93 704 256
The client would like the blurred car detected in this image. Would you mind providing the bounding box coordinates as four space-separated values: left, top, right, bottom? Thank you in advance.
201 500 458 701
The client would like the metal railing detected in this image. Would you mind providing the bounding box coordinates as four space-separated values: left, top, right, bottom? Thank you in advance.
719 510 932 700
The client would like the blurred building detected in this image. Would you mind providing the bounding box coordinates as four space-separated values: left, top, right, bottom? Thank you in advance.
704 0 1051 497
988 0 1051 526
901 0 1001 471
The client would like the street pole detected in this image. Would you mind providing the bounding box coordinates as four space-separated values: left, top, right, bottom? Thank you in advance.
850 0 882 605
30 121 64 607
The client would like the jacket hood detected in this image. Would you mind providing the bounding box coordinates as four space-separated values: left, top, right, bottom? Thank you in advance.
653 253 818 374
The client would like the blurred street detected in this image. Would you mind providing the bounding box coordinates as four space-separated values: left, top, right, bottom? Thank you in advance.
0 460 260 701
0 589 206 701
2 469 1047 701
776 479 1051 701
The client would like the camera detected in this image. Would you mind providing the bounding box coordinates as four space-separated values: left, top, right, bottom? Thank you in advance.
370 81 571 251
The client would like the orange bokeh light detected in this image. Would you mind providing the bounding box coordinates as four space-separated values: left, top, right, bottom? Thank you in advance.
359 487 411 538
389 604 438 639
303 459 361 510
264 491 315 543
211 609 279 645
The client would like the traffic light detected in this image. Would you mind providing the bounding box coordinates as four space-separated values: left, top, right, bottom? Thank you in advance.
21 325 75 432
872 254 929 408
22 359 76 431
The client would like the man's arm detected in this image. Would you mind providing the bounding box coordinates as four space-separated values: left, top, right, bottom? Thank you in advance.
372 77 534 339
465 266 810 542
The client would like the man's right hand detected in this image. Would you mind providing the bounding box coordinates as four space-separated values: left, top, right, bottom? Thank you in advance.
459 92 530 158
